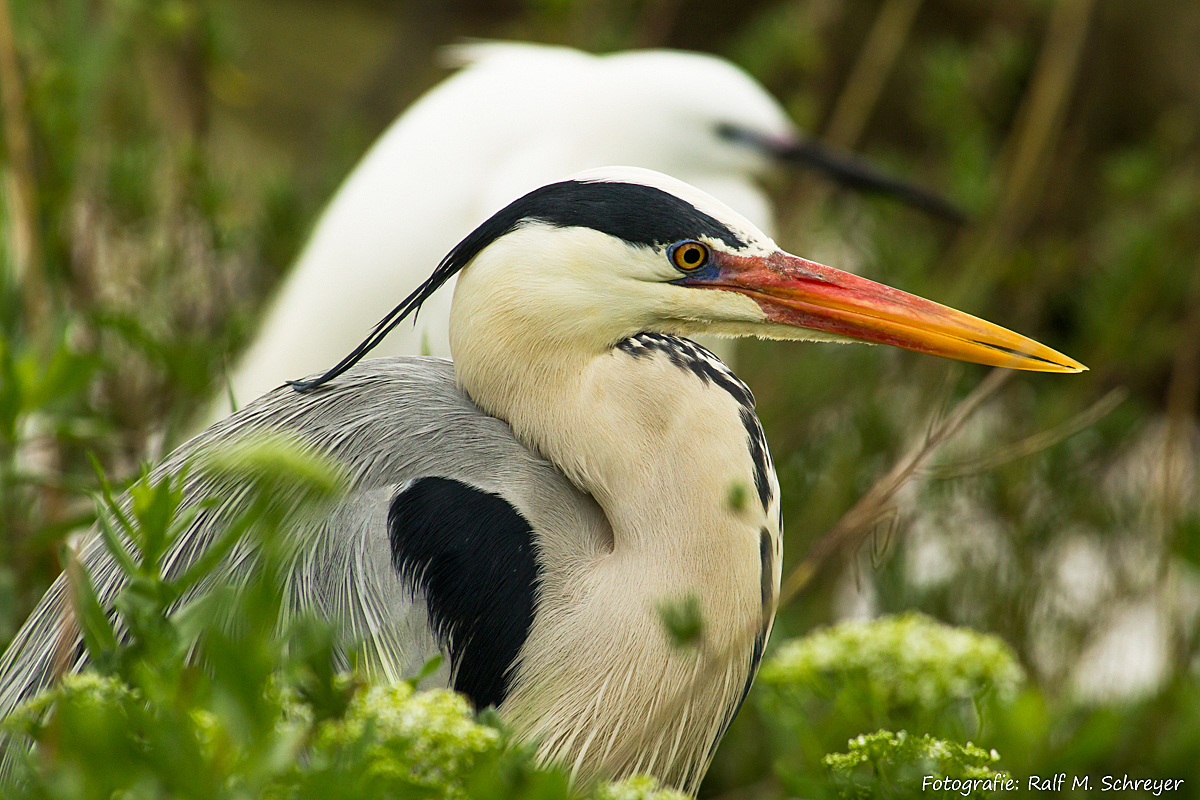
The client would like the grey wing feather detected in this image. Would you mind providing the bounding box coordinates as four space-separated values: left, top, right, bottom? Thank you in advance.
0 356 604 755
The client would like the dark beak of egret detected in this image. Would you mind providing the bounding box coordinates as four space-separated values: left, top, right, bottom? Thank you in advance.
684 250 1086 373
717 123 967 223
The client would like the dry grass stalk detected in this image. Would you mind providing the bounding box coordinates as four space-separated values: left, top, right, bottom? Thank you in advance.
991 0 1098 246
1160 263 1200 588
778 366 1013 605
928 387 1126 480
823 0 925 151
0 0 43 328
781 0 925 245
948 0 1098 304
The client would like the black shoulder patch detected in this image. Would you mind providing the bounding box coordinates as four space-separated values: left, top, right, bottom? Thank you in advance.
615 333 754 409
388 477 539 709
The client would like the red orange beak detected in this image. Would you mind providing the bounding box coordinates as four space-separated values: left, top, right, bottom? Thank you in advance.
687 251 1085 373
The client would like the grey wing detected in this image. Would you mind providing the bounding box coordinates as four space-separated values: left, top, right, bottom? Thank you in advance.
0 357 607 734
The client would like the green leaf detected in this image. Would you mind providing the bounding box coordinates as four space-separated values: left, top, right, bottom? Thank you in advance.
58 542 119 671
407 654 445 690
656 594 704 649
94 506 139 578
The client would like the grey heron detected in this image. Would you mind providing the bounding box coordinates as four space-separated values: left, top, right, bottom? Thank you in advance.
208 42 962 423
0 168 1076 792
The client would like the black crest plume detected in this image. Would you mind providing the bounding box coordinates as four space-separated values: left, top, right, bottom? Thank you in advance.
289 178 746 392
287 243 472 392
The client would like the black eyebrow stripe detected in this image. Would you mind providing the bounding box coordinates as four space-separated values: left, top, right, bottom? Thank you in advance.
290 179 748 392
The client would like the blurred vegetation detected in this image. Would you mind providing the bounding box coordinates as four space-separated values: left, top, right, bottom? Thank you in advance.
757 612 1023 786
0 441 1022 799
822 730 1007 800
0 0 1198 797
1 439 688 800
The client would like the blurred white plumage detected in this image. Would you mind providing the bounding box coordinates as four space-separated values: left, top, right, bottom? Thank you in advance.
211 41 964 423
209 43 792 421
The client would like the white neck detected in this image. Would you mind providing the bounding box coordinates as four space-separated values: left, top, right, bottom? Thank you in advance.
449 234 781 791
450 230 772 573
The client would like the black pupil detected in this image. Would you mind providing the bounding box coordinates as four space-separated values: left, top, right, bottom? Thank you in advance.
683 247 701 264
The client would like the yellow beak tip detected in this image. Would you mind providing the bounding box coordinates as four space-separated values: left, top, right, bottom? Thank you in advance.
1056 356 1088 373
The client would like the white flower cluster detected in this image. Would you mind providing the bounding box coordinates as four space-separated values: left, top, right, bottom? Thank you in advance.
759 611 1025 708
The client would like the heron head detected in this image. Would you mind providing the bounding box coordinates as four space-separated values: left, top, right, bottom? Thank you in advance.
449 167 1083 374
291 168 1080 394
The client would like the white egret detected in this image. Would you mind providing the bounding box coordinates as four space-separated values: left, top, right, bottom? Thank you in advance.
208 43 962 423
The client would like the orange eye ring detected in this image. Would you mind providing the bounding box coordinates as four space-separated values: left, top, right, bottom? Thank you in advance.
669 240 710 271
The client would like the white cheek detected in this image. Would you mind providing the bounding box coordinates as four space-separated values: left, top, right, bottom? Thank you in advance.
672 286 767 324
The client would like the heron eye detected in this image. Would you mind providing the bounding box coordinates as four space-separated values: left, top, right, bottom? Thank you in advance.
670 241 710 271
